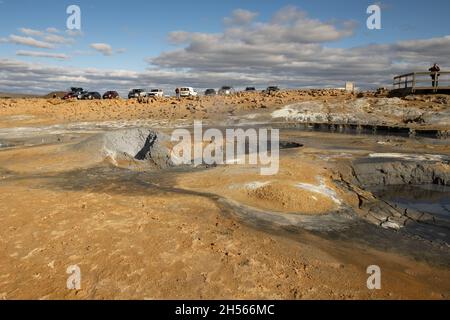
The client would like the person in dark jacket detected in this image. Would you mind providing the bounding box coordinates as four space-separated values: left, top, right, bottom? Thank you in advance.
429 63 441 88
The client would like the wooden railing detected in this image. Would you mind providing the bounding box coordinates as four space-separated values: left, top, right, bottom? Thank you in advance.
393 71 450 92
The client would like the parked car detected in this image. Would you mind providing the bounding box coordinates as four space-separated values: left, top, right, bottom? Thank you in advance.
62 92 78 100
179 87 198 97
128 89 146 99
62 87 84 100
264 86 280 93
103 91 119 99
245 87 256 92
74 90 89 99
80 92 101 100
218 86 235 95
204 89 217 96
146 89 164 98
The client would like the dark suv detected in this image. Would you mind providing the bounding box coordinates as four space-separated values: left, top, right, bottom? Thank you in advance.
128 89 146 99
80 92 101 100
204 89 216 96
265 86 280 93
103 91 119 99
62 87 84 100
218 86 235 95
245 87 256 92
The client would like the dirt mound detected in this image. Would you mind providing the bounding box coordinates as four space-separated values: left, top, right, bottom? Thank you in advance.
245 181 338 214
90 128 177 169
0 128 178 173
43 91 66 99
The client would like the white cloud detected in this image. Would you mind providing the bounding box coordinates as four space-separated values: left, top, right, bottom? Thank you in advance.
46 27 60 34
1 7 449 94
147 7 449 89
16 50 70 60
18 28 44 37
3 28 76 49
66 29 83 37
8 35 54 49
0 58 140 94
224 9 259 25
43 34 74 44
90 43 113 56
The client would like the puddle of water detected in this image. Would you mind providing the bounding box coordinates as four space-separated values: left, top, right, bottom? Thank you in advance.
0 141 15 149
373 184 450 218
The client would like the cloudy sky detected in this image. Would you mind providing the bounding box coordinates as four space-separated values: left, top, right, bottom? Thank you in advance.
0 0 449 95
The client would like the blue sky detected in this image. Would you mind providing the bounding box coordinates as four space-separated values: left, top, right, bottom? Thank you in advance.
0 0 449 93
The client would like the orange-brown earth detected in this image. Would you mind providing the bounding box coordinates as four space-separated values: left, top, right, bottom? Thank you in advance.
0 91 449 299
0 90 449 129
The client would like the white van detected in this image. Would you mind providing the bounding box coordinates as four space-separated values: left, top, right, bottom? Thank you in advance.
147 89 164 98
179 87 198 97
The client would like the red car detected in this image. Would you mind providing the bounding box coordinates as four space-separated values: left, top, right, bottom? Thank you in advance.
62 91 79 100
103 91 120 99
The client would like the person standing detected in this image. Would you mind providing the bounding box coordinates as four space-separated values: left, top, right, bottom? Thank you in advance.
429 63 441 88
175 87 180 100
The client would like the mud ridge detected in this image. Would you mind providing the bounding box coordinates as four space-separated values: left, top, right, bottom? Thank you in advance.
333 155 450 245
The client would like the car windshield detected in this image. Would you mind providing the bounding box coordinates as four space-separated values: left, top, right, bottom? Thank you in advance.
180 88 190 91
222 86 231 90
151 89 160 92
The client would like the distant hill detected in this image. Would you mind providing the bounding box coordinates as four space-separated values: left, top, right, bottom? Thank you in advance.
43 91 67 98
0 92 40 99
0 91 68 99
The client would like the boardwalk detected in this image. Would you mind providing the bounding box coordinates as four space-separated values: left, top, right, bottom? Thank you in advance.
391 71 450 95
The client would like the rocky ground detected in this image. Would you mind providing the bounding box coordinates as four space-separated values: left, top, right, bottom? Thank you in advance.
0 90 449 130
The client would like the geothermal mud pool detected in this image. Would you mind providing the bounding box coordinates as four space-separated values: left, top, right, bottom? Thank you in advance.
0 117 449 299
